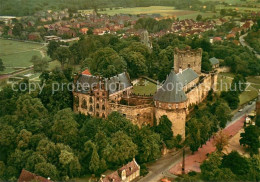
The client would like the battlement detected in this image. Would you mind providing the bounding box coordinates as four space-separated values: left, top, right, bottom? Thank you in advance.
174 47 202 56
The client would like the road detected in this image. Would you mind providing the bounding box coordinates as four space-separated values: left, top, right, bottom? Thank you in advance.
138 102 256 182
239 33 260 59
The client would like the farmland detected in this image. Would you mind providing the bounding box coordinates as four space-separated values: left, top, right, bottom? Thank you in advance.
80 6 218 20
0 39 45 74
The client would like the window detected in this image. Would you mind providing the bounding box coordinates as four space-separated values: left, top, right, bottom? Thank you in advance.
102 105 105 110
96 103 99 109
89 97 93 103
90 105 93 112
168 104 172 109
81 99 87 109
74 96 79 107
188 64 190 68
102 113 105 118
159 103 161 107
96 112 99 117
176 104 179 109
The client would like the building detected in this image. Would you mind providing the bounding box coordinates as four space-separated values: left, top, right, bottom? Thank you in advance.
18 169 52 182
100 159 140 182
73 47 218 139
209 57 220 69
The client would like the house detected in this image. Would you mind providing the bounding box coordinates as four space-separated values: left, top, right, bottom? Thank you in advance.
80 27 89 34
18 169 52 182
100 159 140 182
44 35 61 42
28 32 42 41
226 33 236 40
57 27 76 37
209 57 220 68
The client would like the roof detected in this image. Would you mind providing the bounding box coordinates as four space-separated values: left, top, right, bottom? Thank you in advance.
102 159 140 182
18 169 52 182
82 69 91 76
153 71 187 103
176 68 199 87
209 57 219 65
75 72 132 95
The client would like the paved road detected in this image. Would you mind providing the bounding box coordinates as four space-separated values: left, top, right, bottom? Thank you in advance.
239 33 260 59
138 102 256 182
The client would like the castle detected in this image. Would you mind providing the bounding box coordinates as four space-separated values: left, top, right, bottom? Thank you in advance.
73 47 218 139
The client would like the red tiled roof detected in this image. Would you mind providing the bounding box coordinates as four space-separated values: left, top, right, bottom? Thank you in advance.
118 160 139 178
102 171 121 182
18 169 52 182
82 69 91 76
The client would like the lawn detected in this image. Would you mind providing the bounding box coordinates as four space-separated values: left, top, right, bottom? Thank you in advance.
218 72 259 106
133 78 157 96
0 39 45 74
80 6 218 20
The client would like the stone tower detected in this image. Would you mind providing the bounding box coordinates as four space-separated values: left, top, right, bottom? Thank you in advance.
153 70 188 139
174 47 202 74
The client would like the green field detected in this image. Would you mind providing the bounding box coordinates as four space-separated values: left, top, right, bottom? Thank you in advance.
80 6 218 19
0 39 45 74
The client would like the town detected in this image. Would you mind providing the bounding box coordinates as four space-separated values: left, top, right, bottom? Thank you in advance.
0 0 259 182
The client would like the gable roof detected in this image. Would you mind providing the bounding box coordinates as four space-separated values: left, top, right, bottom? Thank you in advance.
18 169 52 182
176 68 199 87
153 71 187 103
209 57 219 65
82 69 92 76
75 72 132 95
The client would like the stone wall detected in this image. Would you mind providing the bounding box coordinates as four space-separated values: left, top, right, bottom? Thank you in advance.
154 107 187 138
174 48 202 74
109 103 154 126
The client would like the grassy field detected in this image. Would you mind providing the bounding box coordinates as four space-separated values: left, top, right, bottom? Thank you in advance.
80 6 218 20
0 39 45 74
218 72 259 106
133 78 157 96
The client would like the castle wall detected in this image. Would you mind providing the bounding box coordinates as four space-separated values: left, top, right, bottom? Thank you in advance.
109 103 154 127
186 73 217 107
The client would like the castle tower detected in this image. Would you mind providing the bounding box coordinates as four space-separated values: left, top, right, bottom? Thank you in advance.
257 91 260 116
174 47 202 75
153 70 188 138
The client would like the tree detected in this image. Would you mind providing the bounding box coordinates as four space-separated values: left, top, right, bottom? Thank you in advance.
215 102 232 128
53 47 72 70
35 162 59 180
91 47 126 77
25 152 46 172
213 130 229 152
51 108 79 147
89 146 100 174
47 41 60 59
30 55 49 73
196 14 202 21
104 131 137 165
220 9 226 16
231 74 247 93
16 129 32 150
0 58 5 71
240 125 260 155
12 23 23 37
186 118 201 153
221 151 250 176
220 91 240 110
155 115 173 146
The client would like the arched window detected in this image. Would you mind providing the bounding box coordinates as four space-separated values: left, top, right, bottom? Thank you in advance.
96 103 99 109
102 105 105 110
81 99 87 109
102 113 105 118
74 96 79 107
96 112 99 117
90 105 93 112
89 97 93 103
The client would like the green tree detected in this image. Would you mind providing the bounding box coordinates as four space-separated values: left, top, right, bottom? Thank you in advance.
16 129 32 150
104 131 137 165
89 146 100 174
155 115 173 146
240 125 260 155
51 108 79 146
47 41 60 59
186 118 201 153
53 47 72 70
25 152 46 172
196 14 202 21
0 58 5 71
12 23 23 37
215 102 232 128
35 162 59 180
30 55 49 73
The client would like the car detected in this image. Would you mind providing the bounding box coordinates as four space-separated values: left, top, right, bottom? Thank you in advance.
238 109 243 112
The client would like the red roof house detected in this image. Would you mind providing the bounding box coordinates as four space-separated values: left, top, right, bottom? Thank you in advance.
18 169 53 182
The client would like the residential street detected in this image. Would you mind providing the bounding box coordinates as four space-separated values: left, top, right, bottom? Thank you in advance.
138 102 256 182
239 33 260 59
